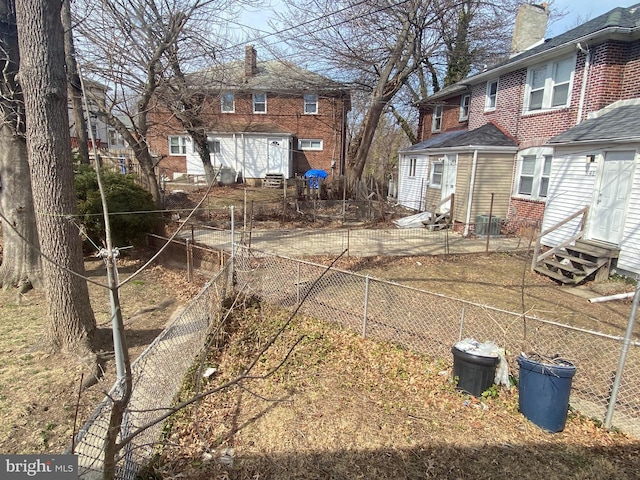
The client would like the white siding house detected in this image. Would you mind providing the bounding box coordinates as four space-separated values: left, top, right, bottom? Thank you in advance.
185 133 293 181
397 154 429 210
542 101 640 276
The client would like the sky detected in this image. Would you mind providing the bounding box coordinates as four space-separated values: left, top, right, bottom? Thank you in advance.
548 0 638 36
237 1 640 57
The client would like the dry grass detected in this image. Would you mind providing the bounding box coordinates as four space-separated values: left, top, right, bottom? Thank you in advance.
0 256 202 455
153 302 640 480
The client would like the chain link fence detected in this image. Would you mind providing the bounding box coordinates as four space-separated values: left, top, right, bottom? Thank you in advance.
70 236 639 479
68 263 232 479
234 246 640 439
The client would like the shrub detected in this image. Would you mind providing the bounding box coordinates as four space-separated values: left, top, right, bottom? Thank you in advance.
75 165 156 248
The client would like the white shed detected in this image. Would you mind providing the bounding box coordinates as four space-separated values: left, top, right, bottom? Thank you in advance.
185 132 293 181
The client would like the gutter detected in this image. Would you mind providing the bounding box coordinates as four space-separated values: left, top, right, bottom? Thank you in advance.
576 46 592 124
548 137 640 147
445 26 638 89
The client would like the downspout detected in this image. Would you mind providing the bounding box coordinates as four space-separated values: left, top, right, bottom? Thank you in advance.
464 149 479 236
241 133 246 181
233 133 237 176
576 44 592 124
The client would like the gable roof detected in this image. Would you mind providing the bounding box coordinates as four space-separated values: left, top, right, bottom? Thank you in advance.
400 123 517 152
426 3 640 102
187 59 348 95
548 101 640 145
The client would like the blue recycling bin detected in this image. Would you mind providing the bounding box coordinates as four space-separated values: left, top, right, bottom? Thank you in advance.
517 354 577 432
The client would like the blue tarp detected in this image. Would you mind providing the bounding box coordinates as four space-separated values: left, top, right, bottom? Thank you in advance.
304 169 328 188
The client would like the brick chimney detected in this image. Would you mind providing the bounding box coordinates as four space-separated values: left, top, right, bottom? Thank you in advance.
510 3 549 56
245 45 257 80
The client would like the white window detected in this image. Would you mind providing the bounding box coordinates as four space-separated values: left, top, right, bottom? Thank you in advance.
304 94 318 114
432 105 443 132
459 94 470 121
516 150 553 200
430 159 443 187
298 139 323 150
485 80 498 111
168 135 189 155
539 155 552 198
408 158 417 177
524 56 574 112
253 93 266 113
221 92 235 113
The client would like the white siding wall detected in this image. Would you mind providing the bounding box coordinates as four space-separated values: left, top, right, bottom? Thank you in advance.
542 145 640 276
541 149 597 246
397 154 429 211
186 134 290 179
617 150 640 274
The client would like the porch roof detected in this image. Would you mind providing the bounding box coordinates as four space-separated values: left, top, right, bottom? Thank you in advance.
401 123 517 153
549 102 640 145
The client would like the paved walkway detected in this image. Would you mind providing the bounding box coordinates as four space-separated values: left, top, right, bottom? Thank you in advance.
183 227 528 257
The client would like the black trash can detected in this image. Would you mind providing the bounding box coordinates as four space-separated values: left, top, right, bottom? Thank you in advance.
517 354 577 432
451 346 500 397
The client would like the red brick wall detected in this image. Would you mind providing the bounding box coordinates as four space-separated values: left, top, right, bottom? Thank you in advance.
148 91 349 179
417 94 469 142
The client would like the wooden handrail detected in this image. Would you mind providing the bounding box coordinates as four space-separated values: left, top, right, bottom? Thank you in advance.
426 193 454 225
531 206 589 272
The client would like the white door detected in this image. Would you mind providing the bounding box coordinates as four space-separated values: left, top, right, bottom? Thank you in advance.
588 151 635 244
441 154 458 212
267 138 284 174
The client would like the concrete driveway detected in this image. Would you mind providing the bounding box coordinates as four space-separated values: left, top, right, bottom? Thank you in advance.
182 227 528 257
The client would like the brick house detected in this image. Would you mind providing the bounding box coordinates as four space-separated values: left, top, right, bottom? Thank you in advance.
147 46 350 184
399 4 640 278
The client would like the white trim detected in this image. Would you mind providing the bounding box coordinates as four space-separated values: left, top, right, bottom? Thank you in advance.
430 158 444 187
252 92 267 114
522 55 575 114
298 138 323 150
221 92 235 113
485 79 498 111
431 105 443 132
303 93 318 114
168 135 189 156
513 146 554 201
459 94 470 121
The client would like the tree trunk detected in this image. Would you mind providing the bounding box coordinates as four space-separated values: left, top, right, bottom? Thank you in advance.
61 0 90 165
346 98 387 189
135 144 162 208
0 0 41 290
15 0 96 354
193 133 216 184
0 127 41 289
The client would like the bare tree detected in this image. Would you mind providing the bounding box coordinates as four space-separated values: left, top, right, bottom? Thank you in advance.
0 0 41 290
272 0 530 183
62 0 90 165
71 0 259 203
15 0 96 355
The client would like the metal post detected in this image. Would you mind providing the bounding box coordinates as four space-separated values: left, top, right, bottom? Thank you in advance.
485 193 495 253
458 307 465 341
186 239 193 283
347 229 350 257
296 263 301 306
604 281 640 428
230 206 235 284
362 275 370 338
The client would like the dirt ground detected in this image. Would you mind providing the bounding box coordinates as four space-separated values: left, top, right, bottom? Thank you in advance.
1 183 638 476
153 302 640 480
